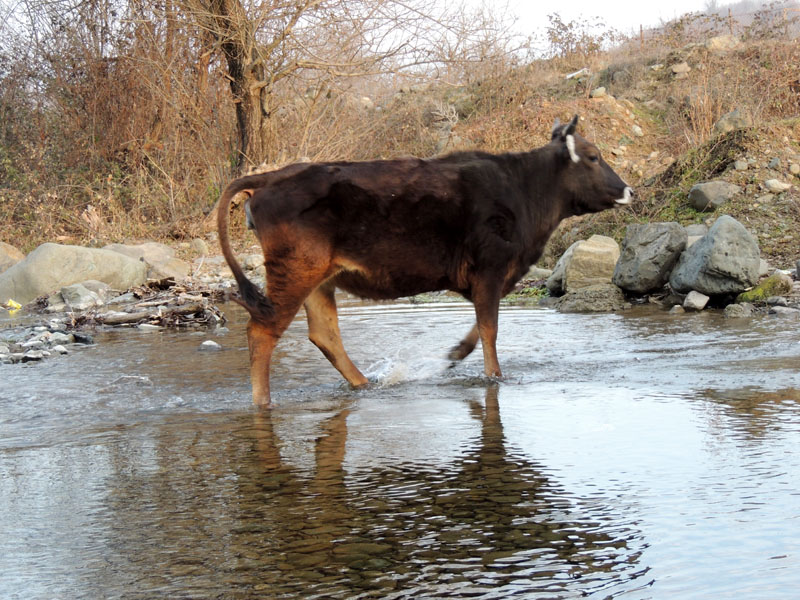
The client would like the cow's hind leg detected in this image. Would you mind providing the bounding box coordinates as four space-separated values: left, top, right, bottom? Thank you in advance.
247 295 310 406
247 319 280 407
448 323 479 362
305 282 368 388
246 240 333 406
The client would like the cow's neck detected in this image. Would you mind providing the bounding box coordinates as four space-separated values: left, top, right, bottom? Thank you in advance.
516 146 571 259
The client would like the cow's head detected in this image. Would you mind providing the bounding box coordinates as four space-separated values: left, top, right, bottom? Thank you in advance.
551 115 633 216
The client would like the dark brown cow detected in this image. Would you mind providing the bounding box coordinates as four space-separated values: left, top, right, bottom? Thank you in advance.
218 115 633 405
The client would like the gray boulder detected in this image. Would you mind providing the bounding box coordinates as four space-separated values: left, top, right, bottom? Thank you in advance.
104 242 191 281
148 257 192 280
525 266 553 280
669 215 760 295
553 283 627 313
548 236 619 295
546 241 580 295
0 243 147 305
769 306 800 318
81 280 112 300
688 181 741 211
564 235 619 292
104 241 174 264
685 223 708 248
684 224 708 237
60 283 103 311
613 222 687 293
724 303 754 318
1 241 25 274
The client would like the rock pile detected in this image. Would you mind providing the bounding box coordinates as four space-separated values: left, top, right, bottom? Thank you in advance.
1 239 232 365
543 215 799 317
0 318 94 364
1 281 227 364
0 243 147 306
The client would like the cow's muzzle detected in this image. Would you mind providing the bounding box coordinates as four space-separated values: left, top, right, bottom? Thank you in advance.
615 187 634 206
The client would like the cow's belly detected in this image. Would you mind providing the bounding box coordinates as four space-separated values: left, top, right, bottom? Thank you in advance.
331 268 457 301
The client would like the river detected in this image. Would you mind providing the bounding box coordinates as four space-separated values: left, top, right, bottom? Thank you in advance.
1 301 799 598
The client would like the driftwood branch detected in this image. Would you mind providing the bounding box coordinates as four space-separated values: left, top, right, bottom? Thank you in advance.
98 303 206 325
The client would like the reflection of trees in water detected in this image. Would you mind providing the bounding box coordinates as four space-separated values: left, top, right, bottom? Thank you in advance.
98 387 648 598
700 387 800 442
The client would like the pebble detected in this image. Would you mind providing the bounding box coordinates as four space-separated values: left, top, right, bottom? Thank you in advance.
137 324 162 331
73 332 94 345
199 340 222 351
48 319 67 331
22 350 48 362
766 296 789 307
49 332 73 345
724 303 753 318
765 179 792 193
769 306 800 317
590 87 607 98
684 291 710 311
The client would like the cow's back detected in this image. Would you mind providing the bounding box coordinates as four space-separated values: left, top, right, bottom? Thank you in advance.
248 155 522 299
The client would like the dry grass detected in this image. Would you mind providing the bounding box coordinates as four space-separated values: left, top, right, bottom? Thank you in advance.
1 7 798 255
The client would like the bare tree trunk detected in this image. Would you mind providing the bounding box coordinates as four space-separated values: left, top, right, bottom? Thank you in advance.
204 0 280 171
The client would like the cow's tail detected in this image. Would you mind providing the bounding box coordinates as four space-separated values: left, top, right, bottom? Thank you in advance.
217 174 276 324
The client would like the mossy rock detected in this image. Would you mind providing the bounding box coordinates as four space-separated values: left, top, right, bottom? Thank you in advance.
736 273 792 303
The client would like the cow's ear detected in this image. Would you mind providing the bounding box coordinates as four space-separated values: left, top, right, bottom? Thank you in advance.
552 116 580 163
551 115 579 140
550 118 562 141
552 115 581 163
563 114 579 136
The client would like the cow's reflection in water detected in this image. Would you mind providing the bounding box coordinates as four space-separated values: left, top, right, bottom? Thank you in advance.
243 386 649 597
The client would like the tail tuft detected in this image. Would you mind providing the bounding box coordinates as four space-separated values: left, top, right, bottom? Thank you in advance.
235 277 275 323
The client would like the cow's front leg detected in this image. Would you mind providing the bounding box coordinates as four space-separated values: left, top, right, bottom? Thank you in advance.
472 284 502 378
305 282 368 388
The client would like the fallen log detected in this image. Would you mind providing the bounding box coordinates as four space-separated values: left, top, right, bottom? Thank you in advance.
98 303 206 326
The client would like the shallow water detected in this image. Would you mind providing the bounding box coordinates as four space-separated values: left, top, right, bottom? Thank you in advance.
1 301 799 599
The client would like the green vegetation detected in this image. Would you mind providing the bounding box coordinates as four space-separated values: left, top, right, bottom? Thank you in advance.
503 286 550 305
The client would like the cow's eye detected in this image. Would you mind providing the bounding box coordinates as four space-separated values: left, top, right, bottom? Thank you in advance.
588 155 599 163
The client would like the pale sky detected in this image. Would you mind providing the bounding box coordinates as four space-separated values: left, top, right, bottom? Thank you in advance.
504 0 719 35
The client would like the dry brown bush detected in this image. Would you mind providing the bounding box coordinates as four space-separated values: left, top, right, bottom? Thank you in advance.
1 3 798 253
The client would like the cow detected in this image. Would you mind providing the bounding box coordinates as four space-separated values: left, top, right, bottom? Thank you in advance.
217 115 633 406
